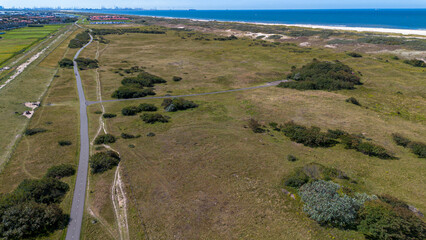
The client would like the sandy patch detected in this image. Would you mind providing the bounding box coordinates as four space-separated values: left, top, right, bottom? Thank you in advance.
300 42 311 47
324 44 337 49
22 101 40 119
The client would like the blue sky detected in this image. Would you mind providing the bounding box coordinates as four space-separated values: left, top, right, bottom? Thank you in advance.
2 0 426 9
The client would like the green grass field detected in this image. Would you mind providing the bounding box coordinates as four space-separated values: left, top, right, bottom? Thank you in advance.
78 26 425 239
0 25 64 66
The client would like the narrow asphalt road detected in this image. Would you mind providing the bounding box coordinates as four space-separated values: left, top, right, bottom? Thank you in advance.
65 33 93 240
87 80 288 105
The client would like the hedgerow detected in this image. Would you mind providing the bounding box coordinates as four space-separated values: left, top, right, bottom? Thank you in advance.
281 121 337 147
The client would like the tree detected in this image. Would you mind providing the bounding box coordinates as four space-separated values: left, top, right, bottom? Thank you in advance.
45 164 75 179
58 58 74 68
14 178 70 204
89 151 120 174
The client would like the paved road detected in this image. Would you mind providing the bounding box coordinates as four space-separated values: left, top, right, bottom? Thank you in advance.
87 80 288 105
65 33 93 240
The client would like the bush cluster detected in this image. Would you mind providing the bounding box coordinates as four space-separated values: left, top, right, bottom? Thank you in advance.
121 133 140 139
94 134 116 145
140 113 170 124
247 118 265 133
122 103 157 116
103 113 117 118
0 164 75 238
392 133 426 158
403 59 426 68
162 98 198 112
278 59 362 91
45 164 75 179
58 58 73 68
58 140 72 146
68 31 91 48
112 71 166 99
281 121 337 147
75 58 99 70
173 76 182 82
346 52 363 58
358 199 426 239
346 97 361 106
340 134 395 159
89 151 120 174
24 128 47 136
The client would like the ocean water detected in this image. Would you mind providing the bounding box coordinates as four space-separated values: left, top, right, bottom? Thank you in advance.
78 9 426 30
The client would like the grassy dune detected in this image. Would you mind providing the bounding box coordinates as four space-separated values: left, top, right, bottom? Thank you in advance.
80 27 425 239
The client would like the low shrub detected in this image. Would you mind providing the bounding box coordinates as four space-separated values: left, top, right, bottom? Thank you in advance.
58 58 73 68
89 151 120 174
278 59 362 91
347 52 362 58
403 59 426 68
75 58 99 70
281 121 337 147
346 97 361 106
112 86 155 99
357 142 394 159
173 76 182 82
162 98 198 112
94 134 116 145
140 113 170 124
408 142 426 158
248 118 265 133
392 133 411 147
58 140 72 146
327 129 348 139
299 180 360 228
45 164 75 179
103 113 117 118
147 132 156 137
121 133 140 139
24 128 47 136
287 154 298 162
284 169 309 188
94 110 102 114
122 106 140 116
358 200 426 240
138 103 157 112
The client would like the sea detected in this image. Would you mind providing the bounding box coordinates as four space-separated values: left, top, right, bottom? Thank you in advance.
77 9 426 30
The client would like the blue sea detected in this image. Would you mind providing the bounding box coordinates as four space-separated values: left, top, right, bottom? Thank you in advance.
77 9 426 30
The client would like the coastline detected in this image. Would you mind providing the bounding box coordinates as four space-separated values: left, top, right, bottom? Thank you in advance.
72 10 426 37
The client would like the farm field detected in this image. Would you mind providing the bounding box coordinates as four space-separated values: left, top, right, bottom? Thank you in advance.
0 25 64 67
78 25 425 239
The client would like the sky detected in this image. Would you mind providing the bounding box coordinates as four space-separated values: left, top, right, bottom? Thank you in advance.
1 0 426 9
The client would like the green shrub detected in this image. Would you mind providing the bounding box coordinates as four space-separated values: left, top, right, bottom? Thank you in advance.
327 129 349 139
408 142 426 158
103 113 117 118
287 154 298 162
24 128 47 136
112 86 155 99
284 169 309 188
45 164 75 179
347 52 362 58
140 113 170 124
403 59 426 68
14 178 70 204
0 202 69 239
278 59 362 91
299 180 360 228
358 200 426 240
248 118 265 133
94 134 116 145
346 97 361 106
173 76 182 81
58 58 74 68
356 142 394 159
122 106 140 116
138 103 157 112
302 162 349 181
58 140 72 146
392 133 411 147
94 110 102 114
147 132 156 137
391 55 400 60
75 58 99 70
121 133 140 139
89 151 120 174
281 121 337 147
68 31 90 48
162 98 198 112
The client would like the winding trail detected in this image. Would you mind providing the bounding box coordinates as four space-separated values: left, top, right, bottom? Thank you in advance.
65 33 93 240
